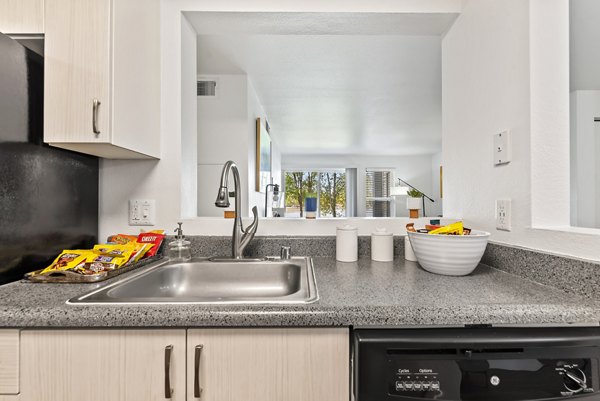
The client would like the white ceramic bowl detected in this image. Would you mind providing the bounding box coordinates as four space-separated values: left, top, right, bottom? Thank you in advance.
407 230 490 276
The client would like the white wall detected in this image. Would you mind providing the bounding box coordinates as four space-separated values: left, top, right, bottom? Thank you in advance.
443 0 600 261
571 91 600 228
247 79 282 218
99 0 600 261
197 74 249 217
196 74 281 217
443 0 531 237
570 0 600 91
282 154 437 218
180 17 198 219
430 151 443 217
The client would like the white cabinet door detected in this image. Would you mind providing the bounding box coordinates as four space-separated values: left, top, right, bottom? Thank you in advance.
44 0 111 144
43 0 161 159
187 328 349 401
0 0 44 34
20 330 186 401
0 330 19 395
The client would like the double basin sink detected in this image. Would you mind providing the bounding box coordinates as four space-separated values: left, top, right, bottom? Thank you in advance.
68 257 318 305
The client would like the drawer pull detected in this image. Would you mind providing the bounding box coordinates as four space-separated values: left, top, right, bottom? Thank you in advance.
164 344 174 399
194 345 203 398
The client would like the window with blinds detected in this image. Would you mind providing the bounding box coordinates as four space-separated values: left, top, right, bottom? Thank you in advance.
365 169 393 217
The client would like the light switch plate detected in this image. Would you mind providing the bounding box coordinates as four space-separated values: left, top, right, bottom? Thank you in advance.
493 130 511 165
496 199 512 231
129 199 156 226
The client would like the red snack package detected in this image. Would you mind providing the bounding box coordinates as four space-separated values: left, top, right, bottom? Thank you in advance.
136 232 165 257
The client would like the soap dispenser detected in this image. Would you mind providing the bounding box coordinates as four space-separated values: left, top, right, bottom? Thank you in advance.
167 222 192 262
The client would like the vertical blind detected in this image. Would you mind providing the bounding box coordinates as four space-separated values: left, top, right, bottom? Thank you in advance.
365 169 393 217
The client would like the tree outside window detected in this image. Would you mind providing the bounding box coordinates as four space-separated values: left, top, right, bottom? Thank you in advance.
284 170 346 218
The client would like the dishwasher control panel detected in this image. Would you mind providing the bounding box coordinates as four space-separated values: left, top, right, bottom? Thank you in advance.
354 328 600 401
390 367 441 394
385 359 596 400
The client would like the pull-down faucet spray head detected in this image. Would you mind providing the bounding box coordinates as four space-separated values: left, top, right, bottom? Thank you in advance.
215 161 236 208
215 186 230 208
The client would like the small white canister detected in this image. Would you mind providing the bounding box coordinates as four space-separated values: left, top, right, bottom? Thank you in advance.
336 225 358 262
371 228 394 262
405 235 418 262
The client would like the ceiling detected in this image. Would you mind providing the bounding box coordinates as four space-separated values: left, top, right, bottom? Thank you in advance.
189 12 458 156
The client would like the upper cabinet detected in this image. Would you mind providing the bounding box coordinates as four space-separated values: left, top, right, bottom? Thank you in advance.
44 0 161 159
0 0 44 34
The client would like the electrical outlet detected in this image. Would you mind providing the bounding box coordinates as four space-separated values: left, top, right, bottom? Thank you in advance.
496 199 512 231
129 199 156 226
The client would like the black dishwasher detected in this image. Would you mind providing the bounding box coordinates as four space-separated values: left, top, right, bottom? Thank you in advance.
354 327 600 400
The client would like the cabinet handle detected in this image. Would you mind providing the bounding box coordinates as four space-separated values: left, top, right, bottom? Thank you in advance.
92 98 101 135
194 345 203 398
164 344 174 399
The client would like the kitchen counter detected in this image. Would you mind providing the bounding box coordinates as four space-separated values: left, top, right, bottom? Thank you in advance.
0 257 599 328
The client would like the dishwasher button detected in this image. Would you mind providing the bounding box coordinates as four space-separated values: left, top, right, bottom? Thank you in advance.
490 376 501 386
395 381 405 391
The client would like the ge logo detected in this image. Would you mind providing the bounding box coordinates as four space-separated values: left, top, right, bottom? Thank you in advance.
490 376 500 386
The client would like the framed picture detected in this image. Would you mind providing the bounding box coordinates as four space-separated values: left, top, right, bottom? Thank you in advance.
256 118 272 192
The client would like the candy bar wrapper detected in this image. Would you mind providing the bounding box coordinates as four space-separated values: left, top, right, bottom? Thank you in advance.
93 243 136 261
106 234 138 245
39 250 91 275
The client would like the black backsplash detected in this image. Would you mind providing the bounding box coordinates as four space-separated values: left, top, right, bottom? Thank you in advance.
0 33 99 284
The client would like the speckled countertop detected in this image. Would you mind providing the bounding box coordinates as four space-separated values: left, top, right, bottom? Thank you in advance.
1 257 599 328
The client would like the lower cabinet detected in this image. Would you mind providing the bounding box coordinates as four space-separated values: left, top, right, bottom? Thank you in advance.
17 328 349 401
187 328 349 401
20 330 187 401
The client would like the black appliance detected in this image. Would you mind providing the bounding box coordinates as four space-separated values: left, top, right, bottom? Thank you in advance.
0 32 99 284
354 328 600 400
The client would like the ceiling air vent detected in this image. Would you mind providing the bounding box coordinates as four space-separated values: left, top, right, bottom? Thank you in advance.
197 80 217 97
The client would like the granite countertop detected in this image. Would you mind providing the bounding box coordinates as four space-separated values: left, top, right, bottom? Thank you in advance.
0 257 599 328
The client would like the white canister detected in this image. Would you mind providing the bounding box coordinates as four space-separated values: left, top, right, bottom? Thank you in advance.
405 235 418 262
336 225 358 262
371 228 394 262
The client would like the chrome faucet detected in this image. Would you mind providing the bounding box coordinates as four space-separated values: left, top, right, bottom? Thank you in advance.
215 161 259 259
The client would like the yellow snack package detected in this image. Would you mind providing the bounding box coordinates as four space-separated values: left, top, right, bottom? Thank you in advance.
126 243 155 265
428 221 464 235
93 243 137 261
106 234 138 245
73 252 129 275
40 250 91 274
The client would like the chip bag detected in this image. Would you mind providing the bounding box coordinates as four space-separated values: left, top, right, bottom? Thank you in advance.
136 232 165 257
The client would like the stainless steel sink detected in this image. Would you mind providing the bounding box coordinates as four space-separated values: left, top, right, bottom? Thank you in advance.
67 257 318 304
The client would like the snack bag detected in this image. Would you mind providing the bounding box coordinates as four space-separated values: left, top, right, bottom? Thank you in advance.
40 250 90 274
428 221 464 235
126 243 155 265
137 232 165 257
107 234 138 245
93 243 136 261
73 253 129 275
